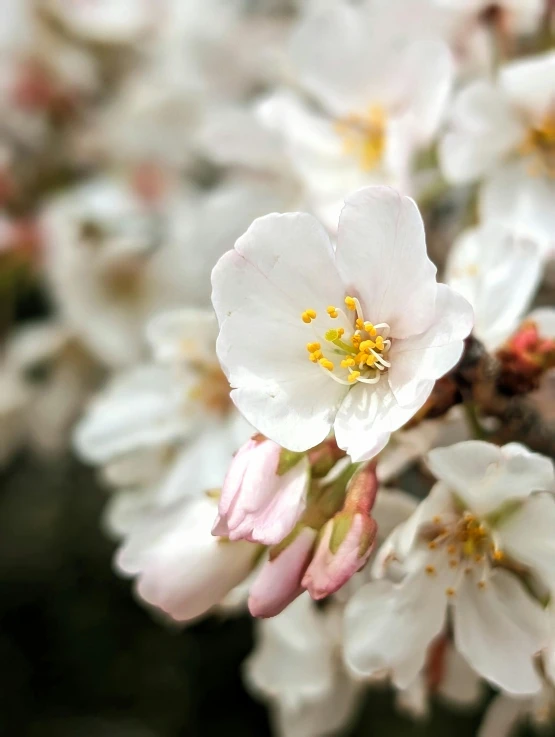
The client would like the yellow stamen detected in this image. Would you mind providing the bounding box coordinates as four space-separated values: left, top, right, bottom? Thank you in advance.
366 354 377 366
348 371 360 383
359 339 376 353
375 336 384 351
425 565 436 576
355 318 364 330
345 296 356 311
301 309 317 323
306 342 321 353
445 587 456 597
340 357 356 368
319 358 334 371
327 306 338 318
364 322 377 336
337 328 345 337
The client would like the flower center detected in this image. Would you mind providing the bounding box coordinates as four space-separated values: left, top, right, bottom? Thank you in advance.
520 112 555 177
334 105 386 171
189 362 232 415
420 511 504 595
301 295 391 386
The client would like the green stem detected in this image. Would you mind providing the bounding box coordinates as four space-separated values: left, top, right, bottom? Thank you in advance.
463 401 487 440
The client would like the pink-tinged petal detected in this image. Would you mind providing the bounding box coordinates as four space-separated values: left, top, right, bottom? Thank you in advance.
336 187 437 339
439 80 524 184
227 455 310 546
344 560 449 688
302 513 377 600
454 569 545 695
248 527 317 618
388 284 474 408
115 497 257 623
334 380 433 462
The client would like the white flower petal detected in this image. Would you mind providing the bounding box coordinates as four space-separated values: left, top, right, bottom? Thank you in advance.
334 380 431 463
500 51 555 118
480 161 555 256
477 693 531 737
446 224 543 350
454 569 545 695
439 80 524 184
336 187 437 339
427 441 553 517
388 284 473 407
497 493 555 594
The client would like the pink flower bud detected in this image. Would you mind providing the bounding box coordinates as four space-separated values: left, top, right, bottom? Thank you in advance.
248 526 317 618
302 512 377 600
213 436 309 545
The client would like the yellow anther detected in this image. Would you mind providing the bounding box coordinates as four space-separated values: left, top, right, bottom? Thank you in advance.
366 354 377 366
354 352 367 364
306 342 321 353
340 357 355 368
345 296 356 311
325 329 340 341
348 371 360 383
445 587 456 597
375 336 384 351
359 339 376 353
355 318 364 330
310 350 323 361
309 353 318 363
492 549 504 562
478 580 487 590
301 309 317 323
425 565 436 576
337 328 345 337
327 306 338 318
364 322 377 336
449 560 458 568
319 358 334 371
428 541 437 550
351 334 361 348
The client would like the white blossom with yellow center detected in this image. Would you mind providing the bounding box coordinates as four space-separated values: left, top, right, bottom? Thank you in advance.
345 441 555 696
255 0 453 230
440 50 555 250
212 186 473 461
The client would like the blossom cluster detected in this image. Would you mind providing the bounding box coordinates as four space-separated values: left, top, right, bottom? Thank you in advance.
2 0 555 735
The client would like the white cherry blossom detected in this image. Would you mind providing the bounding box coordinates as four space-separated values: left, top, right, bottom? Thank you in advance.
212 186 473 461
255 0 453 229
446 222 544 350
439 51 555 252
345 441 555 695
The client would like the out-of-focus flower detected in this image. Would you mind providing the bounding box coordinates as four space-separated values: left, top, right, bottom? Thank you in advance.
434 0 544 36
42 0 160 45
446 222 544 351
213 435 310 545
257 0 453 229
245 594 362 737
75 307 252 538
115 494 260 623
440 51 555 251
212 186 473 461
42 174 282 367
345 440 555 695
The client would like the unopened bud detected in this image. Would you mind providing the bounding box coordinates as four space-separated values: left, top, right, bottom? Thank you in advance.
497 314 555 394
248 525 317 618
213 435 309 545
302 512 378 600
